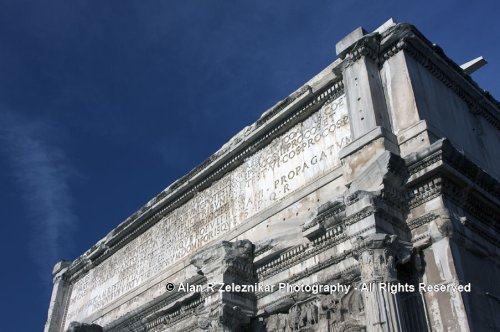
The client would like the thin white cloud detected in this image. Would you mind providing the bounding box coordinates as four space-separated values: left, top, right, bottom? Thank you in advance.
0 111 77 284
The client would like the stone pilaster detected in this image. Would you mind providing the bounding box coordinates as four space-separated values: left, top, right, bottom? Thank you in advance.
342 36 389 137
337 29 400 194
45 260 72 332
191 240 256 331
337 28 398 167
354 234 405 332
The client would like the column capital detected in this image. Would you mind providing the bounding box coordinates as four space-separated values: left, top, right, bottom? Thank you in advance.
352 234 406 331
353 234 401 283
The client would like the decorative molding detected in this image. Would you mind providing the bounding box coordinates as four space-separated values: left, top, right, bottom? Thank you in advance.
257 256 357 302
345 207 376 225
406 174 499 234
66 79 345 281
407 213 438 230
145 297 204 332
303 200 345 231
106 238 257 332
105 278 206 331
256 228 346 280
441 179 500 232
349 225 377 239
344 33 380 65
407 176 443 209
407 150 443 176
379 23 500 130
407 140 499 199
412 232 431 244
405 141 500 235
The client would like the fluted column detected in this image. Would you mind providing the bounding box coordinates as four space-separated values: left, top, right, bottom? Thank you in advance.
354 234 404 332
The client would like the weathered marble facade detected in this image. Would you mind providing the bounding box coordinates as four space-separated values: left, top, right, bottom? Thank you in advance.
45 19 500 332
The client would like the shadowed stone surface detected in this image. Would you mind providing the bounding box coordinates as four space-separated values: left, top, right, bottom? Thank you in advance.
66 322 103 332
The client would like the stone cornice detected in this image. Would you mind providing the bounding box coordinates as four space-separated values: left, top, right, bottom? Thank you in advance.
405 139 500 201
66 78 345 281
105 277 206 331
143 296 204 332
407 213 439 230
340 22 499 129
405 140 500 235
303 200 345 231
379 23 500 130
256 225 346 280
343 32 380 65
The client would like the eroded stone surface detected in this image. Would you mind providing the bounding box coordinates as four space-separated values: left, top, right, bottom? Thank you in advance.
64 94 350 326
45 19 500 332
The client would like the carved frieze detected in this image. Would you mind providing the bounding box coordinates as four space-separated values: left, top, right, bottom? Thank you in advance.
263 288 366 332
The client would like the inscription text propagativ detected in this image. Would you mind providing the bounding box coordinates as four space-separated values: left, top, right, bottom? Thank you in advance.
64 95 351 324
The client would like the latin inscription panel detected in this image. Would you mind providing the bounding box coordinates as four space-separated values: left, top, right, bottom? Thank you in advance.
65 94 350 324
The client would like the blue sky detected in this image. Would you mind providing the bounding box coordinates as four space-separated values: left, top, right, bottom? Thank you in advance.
0 0 498 330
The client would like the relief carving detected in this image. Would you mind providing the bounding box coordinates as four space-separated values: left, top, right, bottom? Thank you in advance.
264 300 319 332
196 304 251 332
321 288 366 332
265 313 290 332
264 289 365 332
287 300 319 331
354 234 399 282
